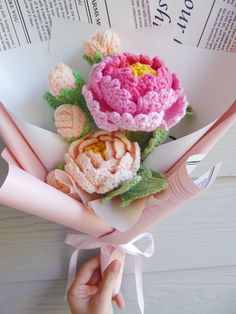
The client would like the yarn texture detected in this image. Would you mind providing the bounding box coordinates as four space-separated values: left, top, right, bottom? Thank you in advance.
64 131 140 194
84 30 120 59
82 53 188 132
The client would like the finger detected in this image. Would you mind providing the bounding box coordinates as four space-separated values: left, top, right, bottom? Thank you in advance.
68 284 98 299
113 291 125 309
88 268 101 286
74 255 100 286
96 259 121 301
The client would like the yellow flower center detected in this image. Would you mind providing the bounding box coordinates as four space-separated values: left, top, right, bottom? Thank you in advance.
130 62 157 77
84 141 106 159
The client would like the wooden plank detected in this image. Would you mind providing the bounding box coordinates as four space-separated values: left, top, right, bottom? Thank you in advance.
1 123 236 178
118 266 236 314
0 177 235 283
1 266 236 314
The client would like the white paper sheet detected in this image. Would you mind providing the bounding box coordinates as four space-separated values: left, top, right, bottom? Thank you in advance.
0 0 182 52
1 0 234 54
0 42 56 131
173 0 236 52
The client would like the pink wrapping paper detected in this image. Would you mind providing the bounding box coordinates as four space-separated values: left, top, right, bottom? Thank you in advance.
100 100 236 244
0 102 47 180
0 159 113 237
0 100 235 240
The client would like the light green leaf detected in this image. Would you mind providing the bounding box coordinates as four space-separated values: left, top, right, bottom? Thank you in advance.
142 128 168 159
101 175 142 204
186 105 196 118
126 128 168 160
120 165 168 207
43 70 93 124
83 51 104 65
125 131 152 152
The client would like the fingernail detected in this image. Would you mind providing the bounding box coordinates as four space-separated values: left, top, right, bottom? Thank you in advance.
111 260 121 272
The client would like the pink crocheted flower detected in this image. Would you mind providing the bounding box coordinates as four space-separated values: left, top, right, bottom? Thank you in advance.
46 169 81 200
84 30 120 59
82 53 188 132
46 170 71 194
64 131 140 194
48 62 76 96
54 104 90 141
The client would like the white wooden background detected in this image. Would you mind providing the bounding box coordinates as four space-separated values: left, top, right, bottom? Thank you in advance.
0 123 236 314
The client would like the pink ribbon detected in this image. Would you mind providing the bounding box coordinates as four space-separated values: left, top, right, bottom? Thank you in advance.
65 233 155 314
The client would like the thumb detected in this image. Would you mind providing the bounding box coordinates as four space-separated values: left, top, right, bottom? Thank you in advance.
97 259 121 301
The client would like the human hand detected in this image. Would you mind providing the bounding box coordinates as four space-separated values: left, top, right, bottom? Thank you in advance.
67 255 125 314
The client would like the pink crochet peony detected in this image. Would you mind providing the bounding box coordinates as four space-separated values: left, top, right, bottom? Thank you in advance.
64 131 140 194
82 53 188 132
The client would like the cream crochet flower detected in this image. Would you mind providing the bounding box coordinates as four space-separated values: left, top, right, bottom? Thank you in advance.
64 131 140 194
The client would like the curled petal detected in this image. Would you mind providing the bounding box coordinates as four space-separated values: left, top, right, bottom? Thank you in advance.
46 170 70 194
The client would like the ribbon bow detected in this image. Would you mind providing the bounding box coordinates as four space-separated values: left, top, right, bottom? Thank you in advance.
65 232 155 314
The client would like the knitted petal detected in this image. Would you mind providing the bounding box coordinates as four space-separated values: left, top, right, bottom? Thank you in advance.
84 30 120 59
54 104 90 140
46 170 70 194
162 95 188 129
64 131 141 194
48 62 76 96
82 53 188 131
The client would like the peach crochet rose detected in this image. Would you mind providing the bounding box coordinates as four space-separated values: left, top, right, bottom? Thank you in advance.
54 104 89 141
48 62 76 96
64 131 140 194
46 169 81 200
84 30 120 59
46 170 71 194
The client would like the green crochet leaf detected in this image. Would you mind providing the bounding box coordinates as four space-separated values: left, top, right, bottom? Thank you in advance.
142 128 168 159
65 120 92 142
43 92 62 110
43 70 93 124
56 162 65 171
186 105 196 118
126 128 168 160
101 175 142 204
120 165 168 207
73 70 86 89
125 131 152 152
83 51 104 65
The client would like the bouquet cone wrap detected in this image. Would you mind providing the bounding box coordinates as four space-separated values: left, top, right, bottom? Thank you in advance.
0 103 47 180
0 100 235 253
0 102 113 237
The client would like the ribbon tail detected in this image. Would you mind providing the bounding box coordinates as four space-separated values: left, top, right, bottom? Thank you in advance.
65 248 80 299
134 255 145 314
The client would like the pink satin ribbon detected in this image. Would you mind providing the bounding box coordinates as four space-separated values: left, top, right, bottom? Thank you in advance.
65 233 155 314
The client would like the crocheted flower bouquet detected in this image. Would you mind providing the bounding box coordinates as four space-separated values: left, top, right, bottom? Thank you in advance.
0 24 235 314
44 30 190 207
